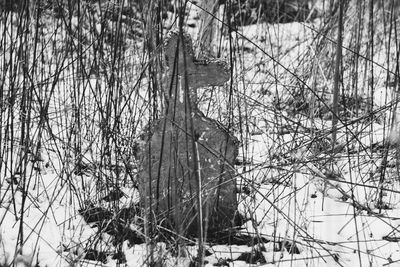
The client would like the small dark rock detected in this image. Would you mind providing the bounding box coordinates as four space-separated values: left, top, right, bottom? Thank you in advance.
102 188 126 202
213 258 232 266
205 249 213 256
241 185 251 195
275 241 301 254
79 206 113 223
84 249 108 263
112 250 126 263
236 249 266 264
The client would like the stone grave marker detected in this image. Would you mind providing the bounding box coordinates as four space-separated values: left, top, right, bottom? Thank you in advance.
139 31 238 238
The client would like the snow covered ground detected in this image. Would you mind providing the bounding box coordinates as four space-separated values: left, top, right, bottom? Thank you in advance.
1 2 400 266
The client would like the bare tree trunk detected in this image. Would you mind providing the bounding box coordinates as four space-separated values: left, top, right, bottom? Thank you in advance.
197 0 219 56
331 0 343 149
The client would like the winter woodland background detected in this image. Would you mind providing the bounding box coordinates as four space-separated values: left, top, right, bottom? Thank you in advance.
1 0 400 266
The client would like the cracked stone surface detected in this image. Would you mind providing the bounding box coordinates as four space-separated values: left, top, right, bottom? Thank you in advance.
139 31 238 237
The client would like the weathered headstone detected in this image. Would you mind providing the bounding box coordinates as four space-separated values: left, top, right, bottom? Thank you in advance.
139 31 238 238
